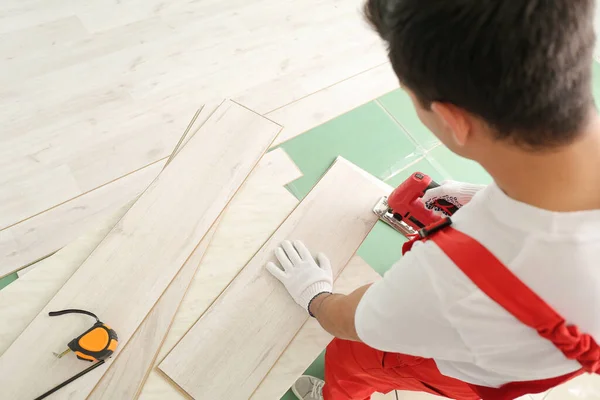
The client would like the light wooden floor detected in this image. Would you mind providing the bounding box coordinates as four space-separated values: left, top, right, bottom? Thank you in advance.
0 0 398 275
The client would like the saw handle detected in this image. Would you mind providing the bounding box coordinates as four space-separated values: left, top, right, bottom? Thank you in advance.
425 180 440 193
423 180 461 217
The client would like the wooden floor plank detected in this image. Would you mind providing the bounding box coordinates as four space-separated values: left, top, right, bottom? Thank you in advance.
159 158 391 400
0 164 83 230
251 255 381 400
0 16 88 58
0 161 163 279
0 101 221 280
0 0 386 234
138 156 301 400
266 63 398 146
232 40 387 115
88 148 301 400
86 223 217 400
0 101 280 400
0 203 131 356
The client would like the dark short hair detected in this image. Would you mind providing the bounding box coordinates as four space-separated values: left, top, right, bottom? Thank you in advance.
364 0 597 149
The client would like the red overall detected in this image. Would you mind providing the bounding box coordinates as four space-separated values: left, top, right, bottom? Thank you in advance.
323 224 600 400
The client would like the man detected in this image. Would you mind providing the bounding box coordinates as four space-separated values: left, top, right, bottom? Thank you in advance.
267 1 600 399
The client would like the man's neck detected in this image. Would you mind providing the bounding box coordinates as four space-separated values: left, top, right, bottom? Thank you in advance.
480 115 600 212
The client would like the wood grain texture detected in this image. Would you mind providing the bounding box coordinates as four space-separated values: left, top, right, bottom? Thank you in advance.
159 158 391 400
137 151 301 400
0 161 163 279
0 203 132 355
89 148 301 400
87 223 217 400
0 101 218 352
266 63 398 146
0 101 280 400
0 164 82 230
0 101 222 280
232 40 387 115
251 255 380 399
0 0 385 234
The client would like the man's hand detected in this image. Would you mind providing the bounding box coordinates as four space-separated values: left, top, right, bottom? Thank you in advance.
422 180 486 215
266 240 333 313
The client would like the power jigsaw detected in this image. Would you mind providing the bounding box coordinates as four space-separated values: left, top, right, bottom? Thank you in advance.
373 172 458 237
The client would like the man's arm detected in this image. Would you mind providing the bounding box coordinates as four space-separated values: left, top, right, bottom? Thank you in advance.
308 284 371 341
266 240 373 340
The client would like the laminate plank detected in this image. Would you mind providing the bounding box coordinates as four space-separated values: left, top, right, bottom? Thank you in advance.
0 161 164 278
88 148 300 400
0 0 384 235
0 101 221 279
84 224 217 400
0 17 174 87
159 158 391 400
74 0 259 33
0 101 280 400
0 203 131 356
129 2 376 99
266 63 398 146
251 255 381 400
0 16 88 60
0 0 77 34
0 95 223 232
138 156 301 400
233 43 387 115
0 147 297 399
0 164 82 230
0 102 216 349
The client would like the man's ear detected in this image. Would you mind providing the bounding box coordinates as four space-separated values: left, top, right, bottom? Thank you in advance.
431 102 471 146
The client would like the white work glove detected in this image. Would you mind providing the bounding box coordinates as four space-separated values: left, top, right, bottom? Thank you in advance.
421 180 486 216
266 240 333 314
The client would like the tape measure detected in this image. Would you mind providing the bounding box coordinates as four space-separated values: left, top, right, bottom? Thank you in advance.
49 309 118 362
34 309 118 400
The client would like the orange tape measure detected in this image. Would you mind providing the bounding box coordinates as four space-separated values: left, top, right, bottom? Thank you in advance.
49 309 118 362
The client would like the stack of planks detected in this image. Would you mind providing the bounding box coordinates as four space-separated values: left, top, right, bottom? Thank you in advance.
0 99 389 399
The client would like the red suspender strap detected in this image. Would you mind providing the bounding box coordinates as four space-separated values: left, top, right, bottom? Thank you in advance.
429 227 600 373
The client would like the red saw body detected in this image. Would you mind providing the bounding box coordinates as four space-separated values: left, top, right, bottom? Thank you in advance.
373 172 458 237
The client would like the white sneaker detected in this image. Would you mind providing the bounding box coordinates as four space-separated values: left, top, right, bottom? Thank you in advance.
292 375 325 400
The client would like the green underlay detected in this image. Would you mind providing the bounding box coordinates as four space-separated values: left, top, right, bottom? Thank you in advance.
0 273 18 291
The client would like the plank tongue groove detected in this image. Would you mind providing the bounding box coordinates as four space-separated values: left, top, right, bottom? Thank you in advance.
159 158 391 400
0 100 281 400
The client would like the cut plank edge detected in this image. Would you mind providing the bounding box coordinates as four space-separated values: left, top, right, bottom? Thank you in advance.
230 98 283 128
0 155 166 241
165 107 204 168
263 61 390 115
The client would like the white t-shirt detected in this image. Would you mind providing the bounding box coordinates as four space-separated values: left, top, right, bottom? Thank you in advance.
355 183 600 387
